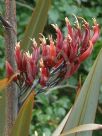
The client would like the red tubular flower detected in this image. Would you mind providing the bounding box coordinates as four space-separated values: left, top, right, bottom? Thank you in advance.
51 24 63 52
22 53 27 72
40 67 49 86
79 40 93 63
26 56 38 85
15 42 23 71
32 39 40 64
41 36 56 68
91 18 100 44
50 17 100 79
26 60 34 85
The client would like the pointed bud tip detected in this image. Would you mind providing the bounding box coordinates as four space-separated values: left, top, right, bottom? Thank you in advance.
15 42 20 49
78 16 89 26
51 24 58 30
31 38 37 48
65 17 70 24
39 36 46 45
25 51 32 59
92 18 99 27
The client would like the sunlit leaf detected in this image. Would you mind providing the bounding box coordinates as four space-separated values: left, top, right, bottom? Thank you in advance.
60 124 102 136
11 92 34 136
21 0 51 51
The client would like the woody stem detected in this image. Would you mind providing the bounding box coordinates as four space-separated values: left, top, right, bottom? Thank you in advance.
4 0 18 136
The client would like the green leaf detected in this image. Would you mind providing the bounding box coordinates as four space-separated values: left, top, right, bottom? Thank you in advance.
21 0 51 51
52 47 102 136
60 48 102 136
60 124 102 136
11 92 34 136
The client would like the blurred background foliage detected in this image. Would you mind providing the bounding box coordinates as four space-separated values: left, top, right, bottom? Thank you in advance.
0 0 102 136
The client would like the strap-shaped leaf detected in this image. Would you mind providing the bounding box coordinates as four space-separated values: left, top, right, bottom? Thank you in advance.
11 92 34 136
21 0 51 51
60 48 102 136
52 47 102 136
60 124 102 136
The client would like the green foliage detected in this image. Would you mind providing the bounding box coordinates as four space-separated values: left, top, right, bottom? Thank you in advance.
30 93 72 135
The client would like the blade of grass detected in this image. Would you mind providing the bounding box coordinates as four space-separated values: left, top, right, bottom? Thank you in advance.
21 0 51 51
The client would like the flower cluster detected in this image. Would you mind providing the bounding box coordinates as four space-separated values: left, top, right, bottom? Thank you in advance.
6 17 99 102
39 17 99 87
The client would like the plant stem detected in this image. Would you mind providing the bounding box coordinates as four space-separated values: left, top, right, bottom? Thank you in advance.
4 0 18 136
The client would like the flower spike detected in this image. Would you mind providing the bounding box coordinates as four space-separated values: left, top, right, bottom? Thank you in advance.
6 16 100 106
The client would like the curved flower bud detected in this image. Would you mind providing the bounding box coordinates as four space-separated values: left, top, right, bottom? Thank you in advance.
6 61 14 78
40 67 49 86
15 42 23 71
91 18 100 44
79 40 93 63
52 24 63 52
41 36 56 68
65 17 73 38
22 53 27 72
32 38 40 64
